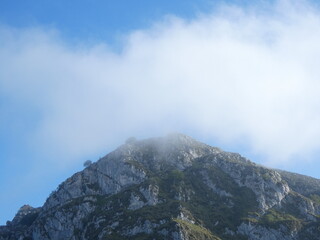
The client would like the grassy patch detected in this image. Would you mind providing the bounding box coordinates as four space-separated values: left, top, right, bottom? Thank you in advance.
310 194 320 205
261 209 302 230
173 218 221 240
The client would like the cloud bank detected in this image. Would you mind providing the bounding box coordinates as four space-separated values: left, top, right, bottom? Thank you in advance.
1 0 320 166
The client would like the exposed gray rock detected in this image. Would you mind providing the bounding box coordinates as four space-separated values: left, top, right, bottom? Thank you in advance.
1 133 320 240
122 220 159 236
237 222 298 240
128 193 145 210
213 156 290 211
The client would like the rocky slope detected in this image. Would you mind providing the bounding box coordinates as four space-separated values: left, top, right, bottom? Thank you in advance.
1 134 320 239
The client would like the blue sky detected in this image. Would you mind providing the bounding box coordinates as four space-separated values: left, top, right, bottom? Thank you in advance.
1 0 320 225
0 0 220 46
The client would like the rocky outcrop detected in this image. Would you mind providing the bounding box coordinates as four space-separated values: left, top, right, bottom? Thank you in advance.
213 157 290 211
0 205 41 240
1 133 320 240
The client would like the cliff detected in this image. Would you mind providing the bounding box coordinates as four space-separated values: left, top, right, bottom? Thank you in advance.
1 134 320 239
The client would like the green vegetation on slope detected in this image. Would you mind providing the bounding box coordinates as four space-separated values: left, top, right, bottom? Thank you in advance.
261 209 302 230
173 218 221 240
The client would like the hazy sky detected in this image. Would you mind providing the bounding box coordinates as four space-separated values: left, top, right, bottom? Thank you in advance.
1 0 320 224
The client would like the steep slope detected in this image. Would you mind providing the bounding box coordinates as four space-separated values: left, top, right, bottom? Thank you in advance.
1 134 320 240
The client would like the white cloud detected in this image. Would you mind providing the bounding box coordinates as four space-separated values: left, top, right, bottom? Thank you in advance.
1 0 320 166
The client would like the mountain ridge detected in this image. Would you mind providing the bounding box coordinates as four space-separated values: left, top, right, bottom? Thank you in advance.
1 133 320 239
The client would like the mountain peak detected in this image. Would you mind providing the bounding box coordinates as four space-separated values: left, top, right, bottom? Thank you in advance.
115 133 221 171
122 133 220 156
165 132 200 143
1 134 320 240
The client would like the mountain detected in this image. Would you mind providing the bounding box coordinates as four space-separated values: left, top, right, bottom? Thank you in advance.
1 133 320 240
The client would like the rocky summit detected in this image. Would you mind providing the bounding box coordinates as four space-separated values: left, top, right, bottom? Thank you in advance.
1 133 320 240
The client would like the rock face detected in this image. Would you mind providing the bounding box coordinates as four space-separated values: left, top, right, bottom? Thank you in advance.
1 133 320 240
